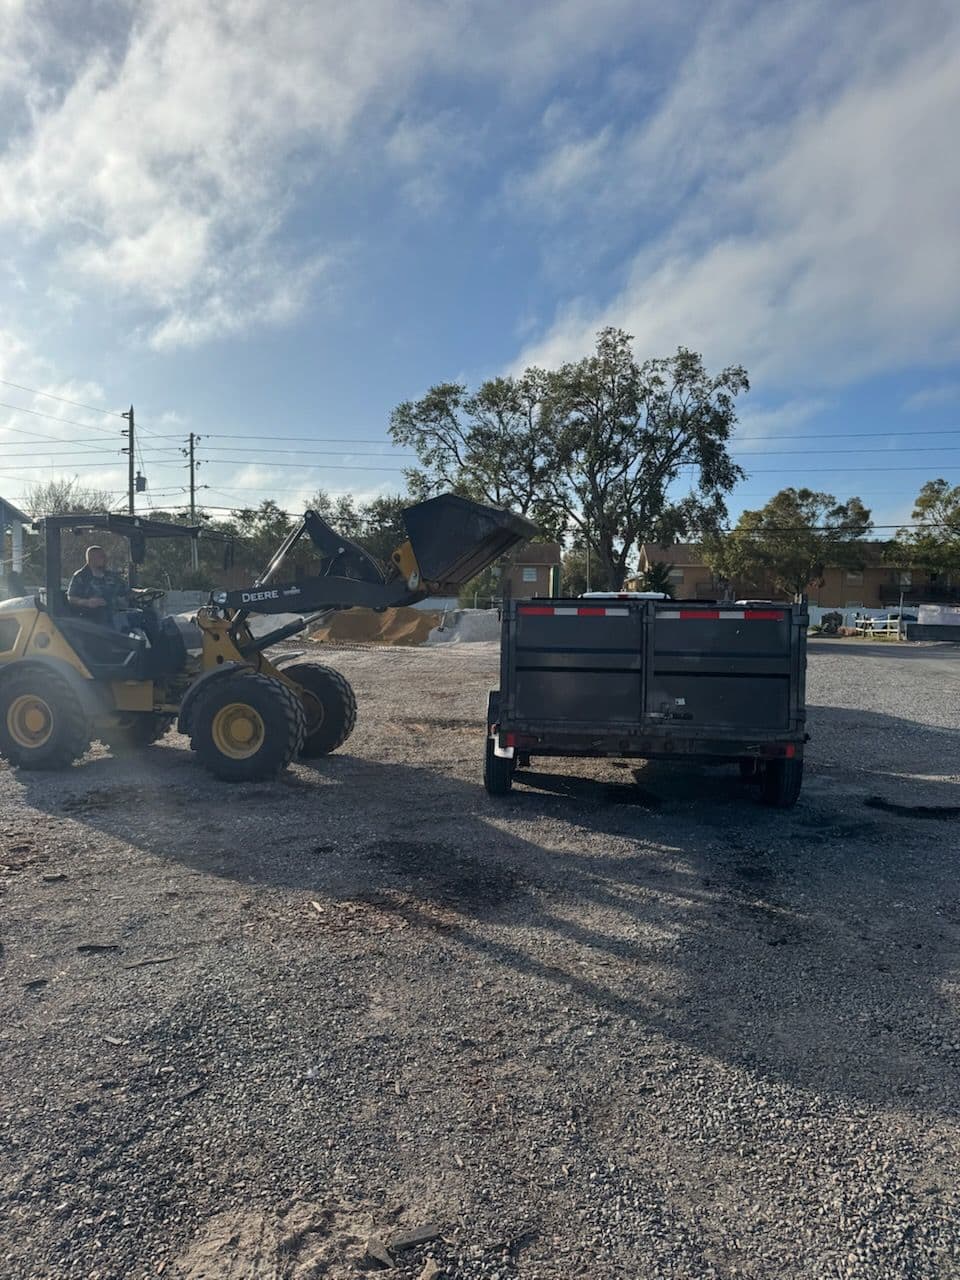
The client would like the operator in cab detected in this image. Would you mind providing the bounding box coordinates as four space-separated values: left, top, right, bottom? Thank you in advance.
67 545 129 628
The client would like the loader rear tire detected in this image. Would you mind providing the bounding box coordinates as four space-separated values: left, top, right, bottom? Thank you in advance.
483 736 514 796
760 757 804 808
0 668 90 770
190 673 305 782
279 661 357 757
100 713 174 752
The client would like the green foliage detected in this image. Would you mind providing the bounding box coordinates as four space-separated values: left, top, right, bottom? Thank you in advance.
390 327 748 589
639 560 674 596
457 563 502 608
891 479 960 572
560 546 591 596
724 488 873 598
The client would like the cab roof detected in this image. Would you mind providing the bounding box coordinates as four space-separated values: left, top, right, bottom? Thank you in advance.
32 513 201 539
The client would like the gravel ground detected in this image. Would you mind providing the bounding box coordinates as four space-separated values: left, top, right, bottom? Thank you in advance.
1 637 959 1279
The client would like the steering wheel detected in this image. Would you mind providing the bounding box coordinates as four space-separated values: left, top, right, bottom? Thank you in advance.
131 587 165 604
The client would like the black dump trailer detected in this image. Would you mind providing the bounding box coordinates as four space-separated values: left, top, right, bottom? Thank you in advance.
484 597 808 807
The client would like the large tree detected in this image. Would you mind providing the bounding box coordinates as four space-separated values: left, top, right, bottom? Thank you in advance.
389 371 559 534
722 488 873 598
390 328 748 590
540 329 747 589
892 479 960 574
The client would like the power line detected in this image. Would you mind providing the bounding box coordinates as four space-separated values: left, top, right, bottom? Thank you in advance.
0 378 125 417
0 399 121 435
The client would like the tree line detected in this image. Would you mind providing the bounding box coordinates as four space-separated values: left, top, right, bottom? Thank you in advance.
9 326 960 600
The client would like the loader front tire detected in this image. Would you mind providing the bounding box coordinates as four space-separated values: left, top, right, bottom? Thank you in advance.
279 661 357 757
0 668 90 770
190 673 305 782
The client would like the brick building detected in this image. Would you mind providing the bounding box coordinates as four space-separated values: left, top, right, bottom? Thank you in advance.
635 542 956 608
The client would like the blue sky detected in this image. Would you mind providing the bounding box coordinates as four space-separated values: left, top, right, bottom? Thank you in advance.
0 0 958 534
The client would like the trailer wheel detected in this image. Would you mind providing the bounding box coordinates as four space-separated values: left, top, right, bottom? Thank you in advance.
484 736 514 795
279 661 357 757
760 757 803 808
191 672 305 781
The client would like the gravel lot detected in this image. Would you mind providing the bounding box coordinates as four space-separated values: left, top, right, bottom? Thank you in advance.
2 638 959 1279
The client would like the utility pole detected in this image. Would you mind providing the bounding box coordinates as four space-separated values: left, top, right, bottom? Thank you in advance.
121 405 137 585
122 405 135 514
187 432 200 573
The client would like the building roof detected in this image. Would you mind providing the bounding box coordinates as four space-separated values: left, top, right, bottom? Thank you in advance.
0 495 30 525
640 543 703 566
513 541 562 566
642 538 911 570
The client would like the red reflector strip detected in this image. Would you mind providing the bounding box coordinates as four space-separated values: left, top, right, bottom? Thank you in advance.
518 606 554 615
577 607 606 616
503 732 517 747
784 743 796 758
744 610 784 621
681 609 718 619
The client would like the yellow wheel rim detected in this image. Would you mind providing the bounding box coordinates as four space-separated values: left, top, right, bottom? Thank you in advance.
211 702 266 760
7 694 54 750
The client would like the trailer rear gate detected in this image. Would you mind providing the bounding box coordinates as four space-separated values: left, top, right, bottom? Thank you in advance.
487 599 807 806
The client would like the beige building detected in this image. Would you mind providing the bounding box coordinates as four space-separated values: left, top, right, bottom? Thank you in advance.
505 542 562 597
635 542 955 608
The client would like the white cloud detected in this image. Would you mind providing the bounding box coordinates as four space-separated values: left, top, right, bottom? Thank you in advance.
0 0 661 349
515 1 960 389
904 383 960 412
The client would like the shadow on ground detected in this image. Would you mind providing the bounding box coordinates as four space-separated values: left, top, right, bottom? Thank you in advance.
14 697 960 1116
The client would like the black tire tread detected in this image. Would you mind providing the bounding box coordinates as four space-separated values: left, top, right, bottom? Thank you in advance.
484 735 514 796
0 667 90 770
100 713 174 751
190 672 306 781
278 661 357 757
760 757 804 808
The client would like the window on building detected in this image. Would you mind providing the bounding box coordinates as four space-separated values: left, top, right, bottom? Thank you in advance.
845 570 863 585
522 566 538 583
667 568 684 584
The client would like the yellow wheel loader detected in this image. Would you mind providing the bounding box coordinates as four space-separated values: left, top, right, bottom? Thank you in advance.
0 496 534 781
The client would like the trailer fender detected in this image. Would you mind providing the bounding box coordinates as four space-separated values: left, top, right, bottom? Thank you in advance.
177 661 251 736
485 689 515 757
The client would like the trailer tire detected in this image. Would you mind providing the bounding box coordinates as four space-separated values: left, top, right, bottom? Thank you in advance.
760 757 803 808
484 736 514 796
279 661 357 757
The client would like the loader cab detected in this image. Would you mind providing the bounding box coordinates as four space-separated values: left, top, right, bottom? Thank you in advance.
36 513 202 682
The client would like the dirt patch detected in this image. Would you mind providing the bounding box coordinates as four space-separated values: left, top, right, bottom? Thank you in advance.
171 1201 378 1279
310 607 439 646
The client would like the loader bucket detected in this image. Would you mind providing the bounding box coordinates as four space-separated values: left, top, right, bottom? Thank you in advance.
402 495 539 589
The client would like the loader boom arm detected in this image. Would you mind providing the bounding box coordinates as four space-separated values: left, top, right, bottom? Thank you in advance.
210 494 538 638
